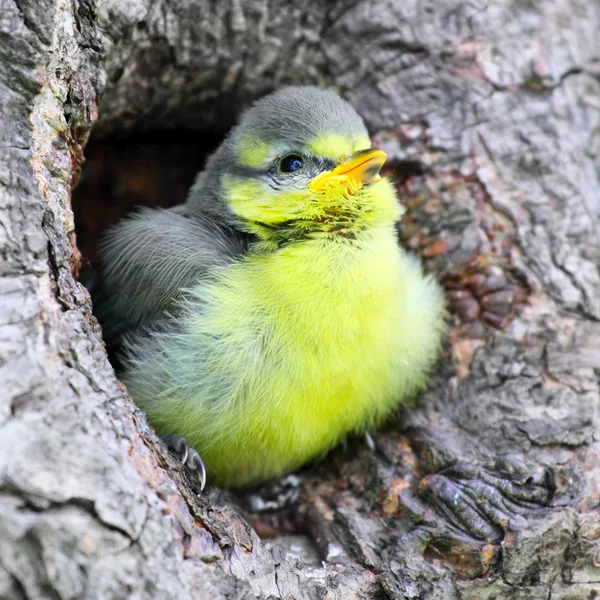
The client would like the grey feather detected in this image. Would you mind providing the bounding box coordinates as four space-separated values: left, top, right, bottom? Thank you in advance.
95 208 248 348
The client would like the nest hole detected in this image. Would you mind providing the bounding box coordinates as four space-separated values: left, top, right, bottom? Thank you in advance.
73 129 223 277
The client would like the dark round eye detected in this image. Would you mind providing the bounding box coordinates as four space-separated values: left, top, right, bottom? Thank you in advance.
279 154 304 173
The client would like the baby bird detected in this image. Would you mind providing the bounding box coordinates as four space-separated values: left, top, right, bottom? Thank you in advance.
97 86 445 489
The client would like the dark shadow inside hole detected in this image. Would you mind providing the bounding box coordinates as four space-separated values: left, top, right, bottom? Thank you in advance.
73 128 223 369
73 129 223 275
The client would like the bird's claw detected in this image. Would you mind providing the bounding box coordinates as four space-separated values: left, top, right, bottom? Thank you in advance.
162 435 207 491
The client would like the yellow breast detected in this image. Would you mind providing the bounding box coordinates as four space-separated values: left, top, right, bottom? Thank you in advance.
131 181 445 488
180 231 444 487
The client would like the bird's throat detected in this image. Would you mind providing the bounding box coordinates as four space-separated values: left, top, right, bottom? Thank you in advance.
231 177 403 250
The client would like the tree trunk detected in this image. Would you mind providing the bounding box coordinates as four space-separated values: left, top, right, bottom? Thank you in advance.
1 1 599 598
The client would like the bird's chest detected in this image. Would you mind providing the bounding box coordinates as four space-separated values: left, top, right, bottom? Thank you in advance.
215 234 407 436
263 239 404 363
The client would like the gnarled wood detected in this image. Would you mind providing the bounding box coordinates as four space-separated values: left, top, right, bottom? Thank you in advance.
1 0 599 598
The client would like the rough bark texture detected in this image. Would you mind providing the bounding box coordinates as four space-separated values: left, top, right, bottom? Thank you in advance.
1 0 599 598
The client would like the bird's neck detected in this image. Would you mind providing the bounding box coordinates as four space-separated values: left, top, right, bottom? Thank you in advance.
247 178 403 252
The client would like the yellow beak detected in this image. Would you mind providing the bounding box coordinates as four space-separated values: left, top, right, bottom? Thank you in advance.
309 149 387 192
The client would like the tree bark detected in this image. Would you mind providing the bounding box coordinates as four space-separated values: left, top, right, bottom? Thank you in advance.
1 0 599 598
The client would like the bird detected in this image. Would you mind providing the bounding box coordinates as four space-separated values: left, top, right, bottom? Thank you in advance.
96 86 446 490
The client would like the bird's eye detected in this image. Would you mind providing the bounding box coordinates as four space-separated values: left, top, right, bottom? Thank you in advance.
279 154 304 173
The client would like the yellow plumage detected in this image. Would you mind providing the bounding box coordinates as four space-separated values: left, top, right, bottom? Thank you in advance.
101 87 446 489
127 176 444 488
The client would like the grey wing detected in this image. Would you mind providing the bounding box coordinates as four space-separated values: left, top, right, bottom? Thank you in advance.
94 207 247 350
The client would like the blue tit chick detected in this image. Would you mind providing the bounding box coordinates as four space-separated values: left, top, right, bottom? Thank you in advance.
97 86 446 489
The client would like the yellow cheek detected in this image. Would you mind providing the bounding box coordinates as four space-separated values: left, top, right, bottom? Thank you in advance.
308 134 371 161
236 136 273 168
223 176 306 226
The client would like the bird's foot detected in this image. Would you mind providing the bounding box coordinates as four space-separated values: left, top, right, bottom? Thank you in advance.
162 435 207 491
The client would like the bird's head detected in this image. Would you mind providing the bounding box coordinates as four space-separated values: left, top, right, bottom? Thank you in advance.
189 87 402 247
